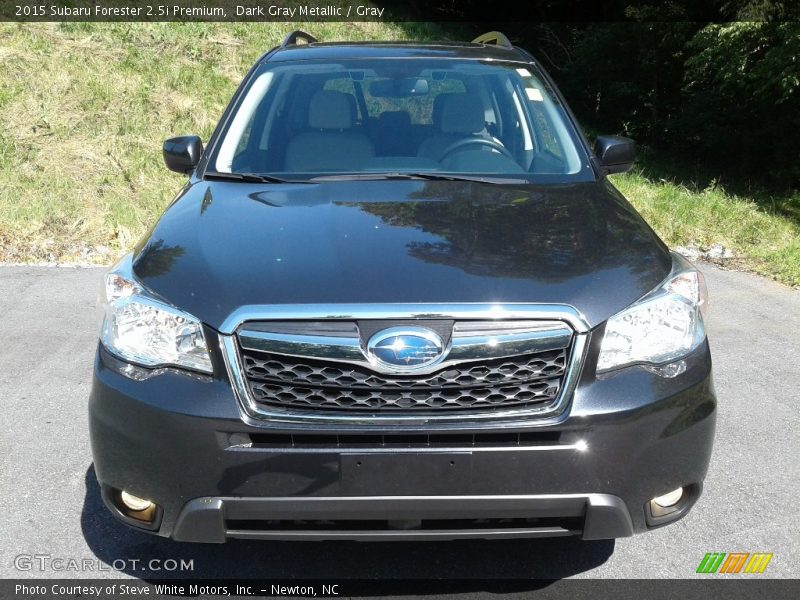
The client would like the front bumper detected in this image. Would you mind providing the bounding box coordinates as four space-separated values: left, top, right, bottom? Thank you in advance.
89 337 716 542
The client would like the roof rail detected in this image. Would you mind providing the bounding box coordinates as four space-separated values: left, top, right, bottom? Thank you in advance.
280 30 318 48
471 31 513 49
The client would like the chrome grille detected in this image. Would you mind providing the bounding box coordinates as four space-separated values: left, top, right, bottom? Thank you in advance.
234 319 573 414
243 349 567 389
242 349 567 411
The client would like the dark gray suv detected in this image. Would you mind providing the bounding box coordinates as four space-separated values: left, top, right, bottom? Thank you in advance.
89 31 716 542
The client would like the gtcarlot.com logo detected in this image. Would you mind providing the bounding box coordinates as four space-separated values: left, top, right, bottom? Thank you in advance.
14 554 194 573
696 552 773 574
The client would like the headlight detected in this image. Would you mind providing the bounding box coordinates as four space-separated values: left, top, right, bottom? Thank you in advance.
597 255 708 374
98 255 212 374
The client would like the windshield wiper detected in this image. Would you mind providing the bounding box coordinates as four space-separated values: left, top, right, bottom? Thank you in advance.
206 171 530 185
306 173 432 182
400 172 530 184
204 171 301 184
306 172 529 184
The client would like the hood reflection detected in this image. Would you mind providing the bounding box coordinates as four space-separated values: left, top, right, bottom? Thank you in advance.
352 182 651 282
133 179 671 330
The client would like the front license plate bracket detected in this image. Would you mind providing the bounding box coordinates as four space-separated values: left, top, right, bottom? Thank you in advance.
340 452 473 495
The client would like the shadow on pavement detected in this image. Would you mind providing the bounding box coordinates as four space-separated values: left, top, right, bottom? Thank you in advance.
81 465 614 587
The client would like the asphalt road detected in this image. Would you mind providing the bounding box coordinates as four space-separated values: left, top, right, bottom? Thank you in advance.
0 262 797 582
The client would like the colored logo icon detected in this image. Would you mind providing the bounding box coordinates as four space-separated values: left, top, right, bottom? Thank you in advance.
696 552 773 574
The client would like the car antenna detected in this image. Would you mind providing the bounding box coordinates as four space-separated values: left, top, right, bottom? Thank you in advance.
471 31 513 49
280 31 318 48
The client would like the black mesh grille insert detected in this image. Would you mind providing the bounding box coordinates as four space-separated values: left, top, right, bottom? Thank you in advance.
238 344 570 413
239 431 562 448
226 517 582 533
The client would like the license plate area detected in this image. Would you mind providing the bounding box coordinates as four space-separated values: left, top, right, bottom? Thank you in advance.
340 452 473 495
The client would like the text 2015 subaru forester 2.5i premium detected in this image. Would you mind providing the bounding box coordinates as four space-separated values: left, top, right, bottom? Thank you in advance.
89 31 715 542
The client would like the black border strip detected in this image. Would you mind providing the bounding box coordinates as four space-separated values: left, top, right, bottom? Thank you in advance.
4 1 799 23
3 578 800 599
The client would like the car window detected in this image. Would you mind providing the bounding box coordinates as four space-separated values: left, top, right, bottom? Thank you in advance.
212 59 592 182
322 77 360 119
362 77 467 125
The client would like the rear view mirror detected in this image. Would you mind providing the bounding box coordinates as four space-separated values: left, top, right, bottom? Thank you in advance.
369 78 429 98
594 135 635 174
163 136 203 174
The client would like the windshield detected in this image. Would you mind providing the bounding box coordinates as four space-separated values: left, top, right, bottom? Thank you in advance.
210 58 593 183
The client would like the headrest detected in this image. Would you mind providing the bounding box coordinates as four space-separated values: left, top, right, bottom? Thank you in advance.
309 90 352 130
441 94 485 134
432 93 456 129
344 93 358 122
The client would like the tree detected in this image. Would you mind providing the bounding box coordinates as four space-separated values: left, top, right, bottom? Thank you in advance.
680 21 800 187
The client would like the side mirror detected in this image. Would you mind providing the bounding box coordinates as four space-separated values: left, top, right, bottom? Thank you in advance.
163 136 203 174
594 135 635 174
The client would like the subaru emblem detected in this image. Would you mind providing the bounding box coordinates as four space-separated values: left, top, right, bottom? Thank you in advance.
366 327 445 372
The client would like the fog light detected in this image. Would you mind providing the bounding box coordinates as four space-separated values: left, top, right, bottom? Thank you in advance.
652 487 683 508
120 490 153 512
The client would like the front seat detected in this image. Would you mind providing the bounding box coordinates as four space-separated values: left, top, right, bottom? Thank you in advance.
417 94 489 161
284 90 374 171
375 111 413 156
431 92 457 131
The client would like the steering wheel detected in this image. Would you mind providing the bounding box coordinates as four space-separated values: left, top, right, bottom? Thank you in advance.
437 138 515 163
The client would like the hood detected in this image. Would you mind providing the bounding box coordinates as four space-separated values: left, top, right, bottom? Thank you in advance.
132 179 671 331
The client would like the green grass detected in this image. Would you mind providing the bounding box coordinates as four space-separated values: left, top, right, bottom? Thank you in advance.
0 22 798 287
0 21 448 262
613 172 800 286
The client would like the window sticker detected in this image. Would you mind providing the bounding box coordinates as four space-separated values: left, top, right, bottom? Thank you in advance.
526 87 544 101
